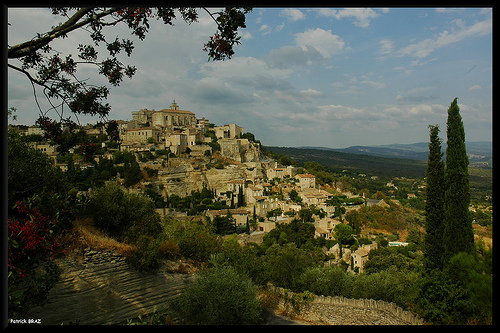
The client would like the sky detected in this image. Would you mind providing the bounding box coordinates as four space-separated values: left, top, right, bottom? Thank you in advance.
8 7 492 148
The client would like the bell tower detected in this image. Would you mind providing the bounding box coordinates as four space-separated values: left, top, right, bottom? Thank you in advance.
170 100 179 110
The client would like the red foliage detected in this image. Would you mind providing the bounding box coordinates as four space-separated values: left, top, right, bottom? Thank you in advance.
8 202 62 280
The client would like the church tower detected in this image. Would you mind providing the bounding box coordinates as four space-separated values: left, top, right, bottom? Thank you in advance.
170 100 179 110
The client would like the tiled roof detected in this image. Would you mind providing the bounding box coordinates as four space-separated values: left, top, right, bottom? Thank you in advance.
157 109 195 115
297 174 315 178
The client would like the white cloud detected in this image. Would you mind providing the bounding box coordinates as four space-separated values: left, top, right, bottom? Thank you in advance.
399 17 492 59
259 24 272 35
361 80 386 89
298 88 324 98
379 39 394 55
294 28 347 58
240 31 253 40
201 56 292 79
280 8 306 22
468 85 482 92
317 8 380 28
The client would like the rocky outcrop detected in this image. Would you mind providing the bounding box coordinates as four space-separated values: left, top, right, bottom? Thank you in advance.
158 161 247 197
26 250 194 325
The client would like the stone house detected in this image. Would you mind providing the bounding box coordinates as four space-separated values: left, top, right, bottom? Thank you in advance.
183 127 203 147
213 123 243 139
124 127 161 143
206 208 251 227
166 131 188 154
246 185 264 205
227 179 246 193
253 196 282 217
300 188 332 205
267 165 297 180
314 217 341 240
296 173 316 190
27 125 45 136
219 138 261 163
267 167 285 180
29 142 59 165
352 243 378 273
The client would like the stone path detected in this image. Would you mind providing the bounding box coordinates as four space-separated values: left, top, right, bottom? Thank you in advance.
266 314 305 325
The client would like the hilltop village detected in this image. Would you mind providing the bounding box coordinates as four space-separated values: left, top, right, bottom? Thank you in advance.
9 101 493 325
10 101 440 274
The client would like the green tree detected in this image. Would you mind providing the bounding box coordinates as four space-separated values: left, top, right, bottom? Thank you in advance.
334 223 353 249
263 243 319 289
298 265 352 297
123 160 143 187
424 125 445 272
85 182 161 241
443 98 474 263
7 128 69 211
213 214 235 235
170 265 263 325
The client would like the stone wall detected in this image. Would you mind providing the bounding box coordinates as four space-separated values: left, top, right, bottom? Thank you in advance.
26 250 194 325
269 285 424 325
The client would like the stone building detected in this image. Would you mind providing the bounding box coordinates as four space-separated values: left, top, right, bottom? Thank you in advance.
131 101 197 128
219 138 262 163
124 127 161 143
214 124 243 139
296 174 316 190
206 208 251 228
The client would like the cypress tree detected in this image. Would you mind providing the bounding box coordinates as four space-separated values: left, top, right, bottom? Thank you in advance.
443 98 474 264
424 125 445 272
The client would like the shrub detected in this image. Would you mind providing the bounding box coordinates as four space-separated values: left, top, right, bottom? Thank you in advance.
170 265 264 325
86 182 161 241
298 266 353 297
349 266 420 309
157 240 180 259
163 217 222 264
263 243 320 290
126 236 161 272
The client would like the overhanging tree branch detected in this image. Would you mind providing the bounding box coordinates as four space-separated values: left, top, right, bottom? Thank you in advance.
8 7 251 127
8 8 120 59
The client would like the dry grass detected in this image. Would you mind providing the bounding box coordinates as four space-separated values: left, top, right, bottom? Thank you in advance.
473 224 493 250
68 217 136 256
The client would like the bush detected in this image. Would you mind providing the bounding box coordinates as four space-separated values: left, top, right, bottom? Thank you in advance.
86 182 161 241
263 243 321 290
349 266 420 309
163 218 222 264
170 265 264 325
298 266 353 297
126 236 162 272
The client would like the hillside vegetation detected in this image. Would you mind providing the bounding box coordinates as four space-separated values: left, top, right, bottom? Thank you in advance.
8 128 492 325
266 146 427 179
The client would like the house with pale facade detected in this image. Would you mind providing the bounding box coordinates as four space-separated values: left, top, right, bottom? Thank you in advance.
300 188 332 205
352 243 378 273
166 130 188 154
214 124 243 139
124 127 161 143
267 165 297 180
296 173 316 190
246 185 264 205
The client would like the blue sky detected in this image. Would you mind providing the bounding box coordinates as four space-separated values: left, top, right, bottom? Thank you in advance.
8 8 492 148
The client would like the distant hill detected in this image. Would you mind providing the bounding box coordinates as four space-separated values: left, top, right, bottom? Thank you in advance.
299 141 492 165
266 146 428 179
